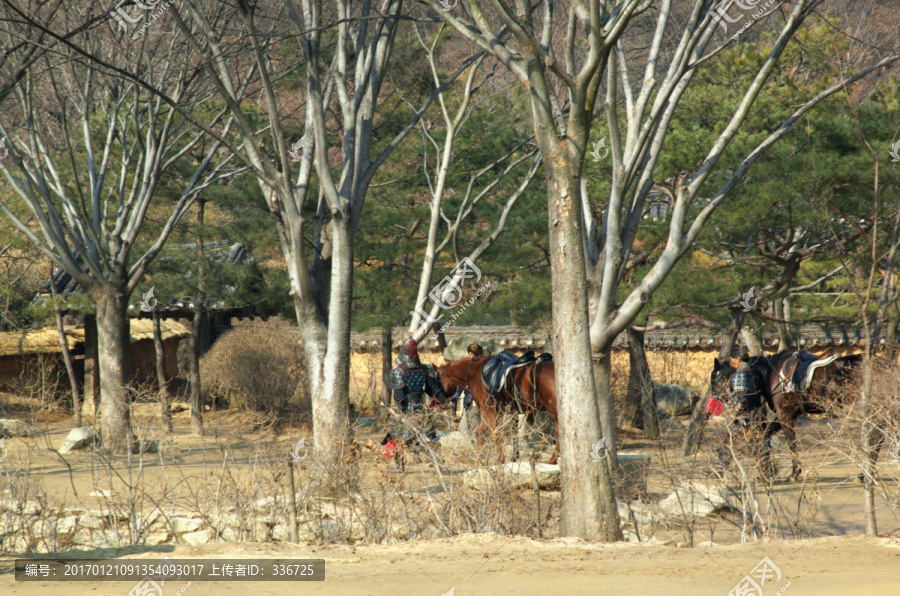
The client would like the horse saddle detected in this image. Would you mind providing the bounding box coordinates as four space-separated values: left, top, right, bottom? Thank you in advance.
480 350 551 397
780 351 838 393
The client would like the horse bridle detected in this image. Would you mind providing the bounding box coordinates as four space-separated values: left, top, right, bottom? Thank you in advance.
440 357 476 394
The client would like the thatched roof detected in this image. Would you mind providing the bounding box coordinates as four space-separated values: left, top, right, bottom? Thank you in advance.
0 319 190 357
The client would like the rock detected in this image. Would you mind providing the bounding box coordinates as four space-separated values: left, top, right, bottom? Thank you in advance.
144 530 171 546
59 427 99 454
171 517 204 533
272 523 292 542
461 462 560 490
653 384 694 417
0 419 31 437
89 489 115 498
220 526 242 542
181 529 211 547
2 500 40 516
78 513 106 530
659 482 732 517
56 516 78 535
438 431 475 456
132 440 159 454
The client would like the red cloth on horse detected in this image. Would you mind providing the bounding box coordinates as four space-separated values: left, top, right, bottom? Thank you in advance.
382 439 400 459
706 395 725 416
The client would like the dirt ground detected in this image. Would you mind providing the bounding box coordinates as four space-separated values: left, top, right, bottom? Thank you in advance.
2 533 900 595
3 398 900 594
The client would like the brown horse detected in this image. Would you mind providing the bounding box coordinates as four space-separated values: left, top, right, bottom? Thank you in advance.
439 356 560 464
709 351 863 480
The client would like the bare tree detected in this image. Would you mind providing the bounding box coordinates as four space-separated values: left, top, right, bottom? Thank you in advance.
402 24 541 339
138 0 484 468
0 6 235 451
426 0 900 540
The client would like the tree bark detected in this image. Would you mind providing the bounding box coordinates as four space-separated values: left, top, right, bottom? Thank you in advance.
190 200 206 435
49 263 81 428
775 296 792 352
189 308 204 435
153 311 173 433
309 217 353 466
859 359 877 536
741 326 764 356
380 326 392 410
548 166 620 542
95 290 133 453
82 314 100 422
620 327 656 438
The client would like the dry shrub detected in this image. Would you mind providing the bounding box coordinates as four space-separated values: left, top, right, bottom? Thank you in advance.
201 319 310 415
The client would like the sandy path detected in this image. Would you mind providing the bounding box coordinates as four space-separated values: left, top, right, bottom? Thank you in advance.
3 533 900 595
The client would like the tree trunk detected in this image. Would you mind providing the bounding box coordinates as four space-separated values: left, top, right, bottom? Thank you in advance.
153 311 173 433
593 352 618 465
189 199 205 435
49 264 81 428
380 326 392 411
189 308 204 435
885 304 899 361
82 314 100 422
859 359 877 535
775 296 792 352
683 309 744 456
96 290 133 453
620 327 657 439
548 167 620 542
741 326 764 356
309 217 353 469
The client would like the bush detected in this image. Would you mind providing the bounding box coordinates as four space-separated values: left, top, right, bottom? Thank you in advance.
200 319 310 416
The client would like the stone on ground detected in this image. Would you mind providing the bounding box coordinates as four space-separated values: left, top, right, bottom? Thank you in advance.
461 462 560 490
0 418 31 437
58 427 99 454
659 481 732 517
653 384 694 417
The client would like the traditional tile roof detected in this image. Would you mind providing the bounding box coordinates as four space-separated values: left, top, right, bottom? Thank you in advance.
349 323 877 353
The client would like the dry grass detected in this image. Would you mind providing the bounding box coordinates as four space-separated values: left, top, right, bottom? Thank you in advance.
200 319 310 416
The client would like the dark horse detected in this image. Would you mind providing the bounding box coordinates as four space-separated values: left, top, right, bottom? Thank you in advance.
709 351 862 480
439 356 560 464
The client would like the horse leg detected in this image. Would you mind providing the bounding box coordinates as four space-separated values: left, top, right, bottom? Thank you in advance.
782 420 802 482
480 406 503 463
759 418 781 479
